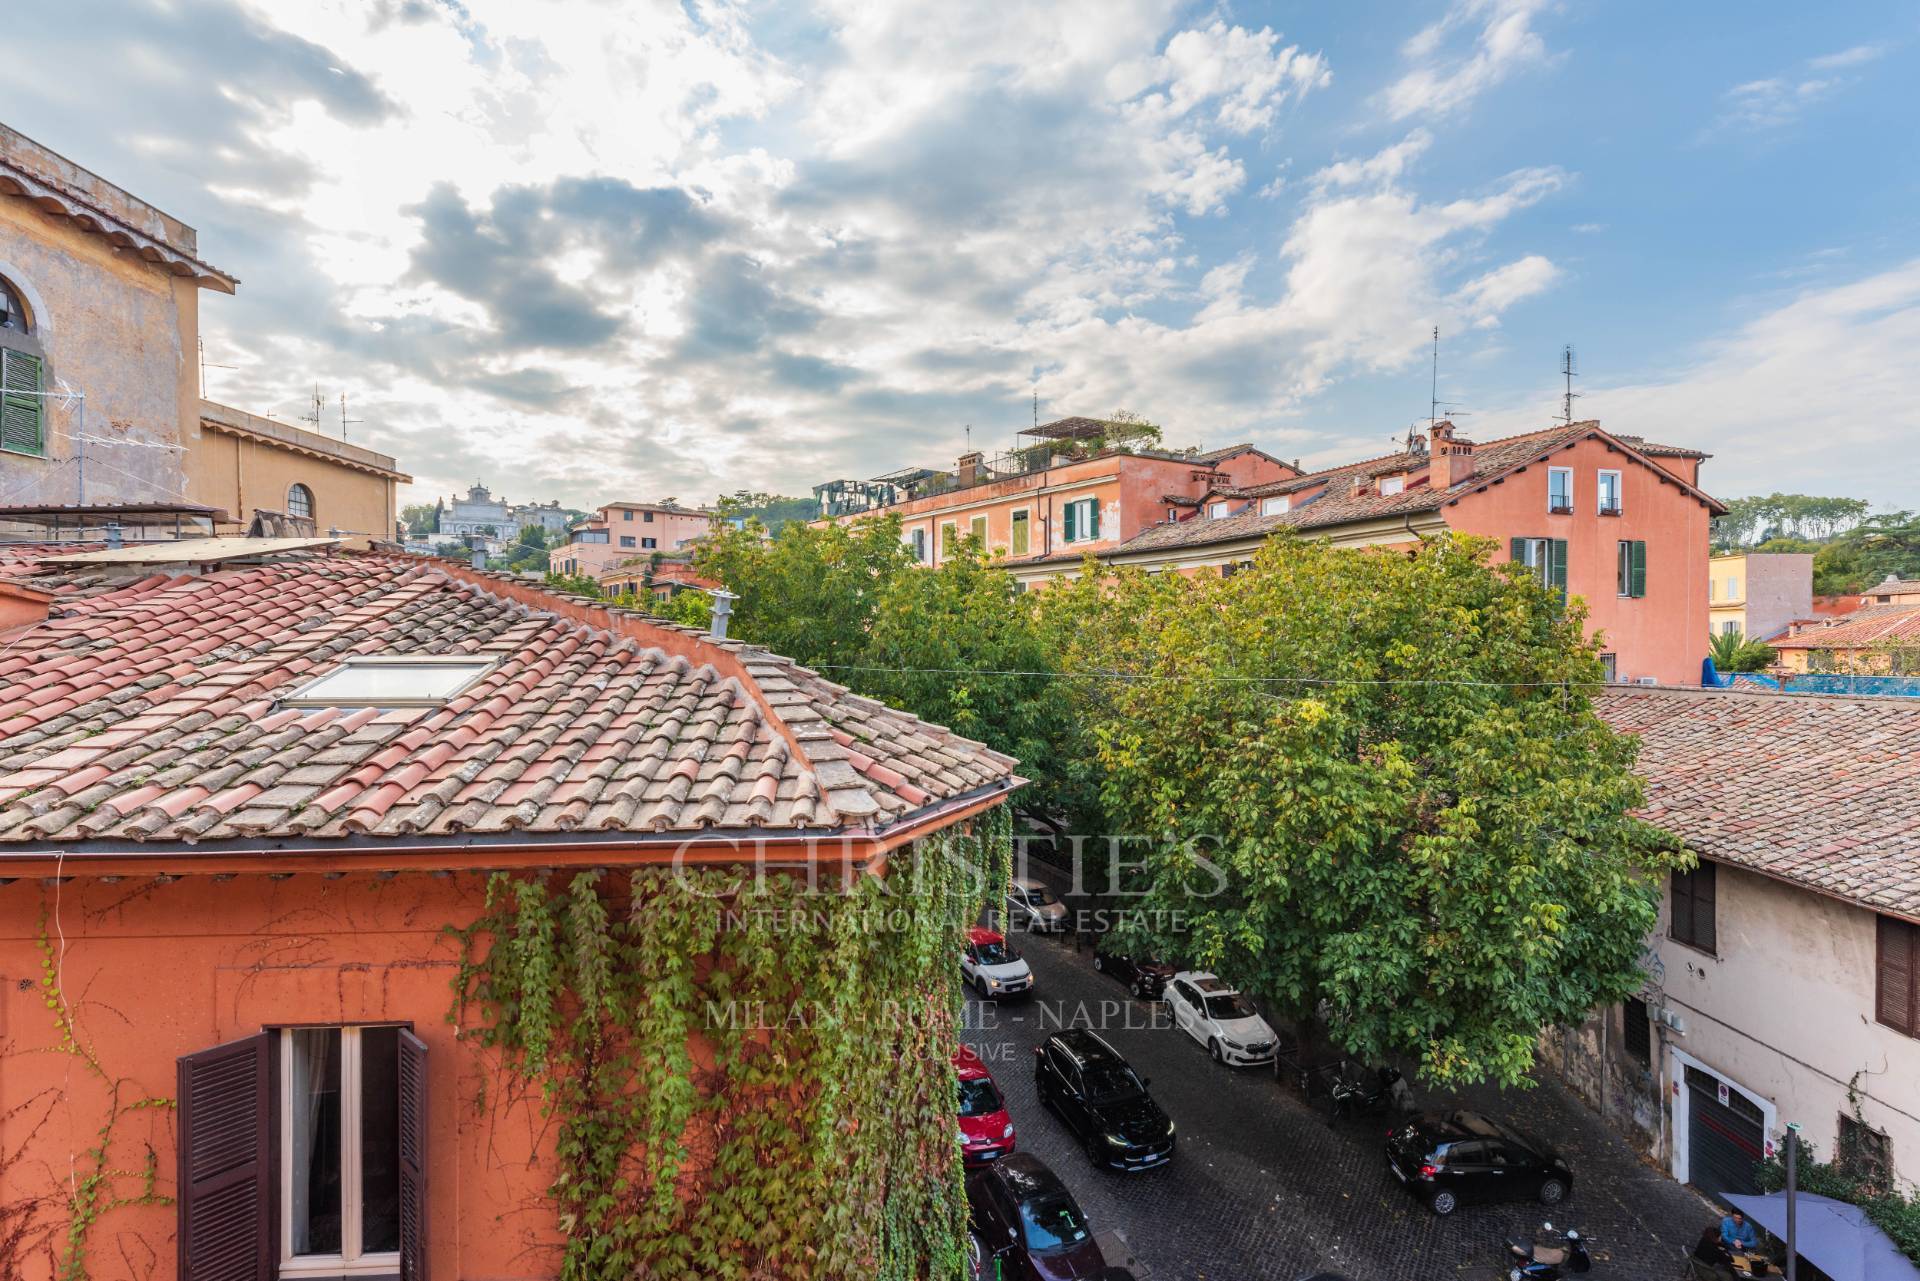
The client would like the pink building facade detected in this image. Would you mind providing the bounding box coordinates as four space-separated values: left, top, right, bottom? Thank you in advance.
550 501 720 577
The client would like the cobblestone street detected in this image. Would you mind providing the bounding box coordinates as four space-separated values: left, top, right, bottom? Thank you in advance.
962 931 1715 1281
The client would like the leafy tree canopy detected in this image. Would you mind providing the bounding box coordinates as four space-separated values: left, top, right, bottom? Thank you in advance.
714 490 819 533
400 502 438 537
1708 630 1776 672
516 523 548 549
1088 534 1685 1086
1712 493 1871 550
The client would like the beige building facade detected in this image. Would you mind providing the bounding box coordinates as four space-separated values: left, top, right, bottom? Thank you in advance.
1708 551 1813 642
0 121 405 543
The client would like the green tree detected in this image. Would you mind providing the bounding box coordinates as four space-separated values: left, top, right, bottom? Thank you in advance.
1088 533 1686 1086
1708 630 1776 672
516 524 549 549
714 490 820 533
542 570 602 598
400 502 438 537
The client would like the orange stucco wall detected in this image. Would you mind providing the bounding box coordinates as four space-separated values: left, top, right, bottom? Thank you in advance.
0 873 563 1281
551 506 719 577
1445 435 1713 685
846 450 1292 570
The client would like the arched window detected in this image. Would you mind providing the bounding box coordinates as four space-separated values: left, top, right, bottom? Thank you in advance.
0 274 43 457
287 483 315 520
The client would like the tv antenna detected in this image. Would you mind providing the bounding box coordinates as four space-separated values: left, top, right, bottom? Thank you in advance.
339 392 363 441
1430 326 1440 428
299 383 325 433
1559 345 1580 425
1033 388 1039 429
197 338 234 399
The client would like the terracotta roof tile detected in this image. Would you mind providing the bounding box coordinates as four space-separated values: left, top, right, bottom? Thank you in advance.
1598 686 1920 919
0 552 1018 846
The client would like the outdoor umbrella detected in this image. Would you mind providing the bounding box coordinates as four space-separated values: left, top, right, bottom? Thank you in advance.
1723 1191 1920 1281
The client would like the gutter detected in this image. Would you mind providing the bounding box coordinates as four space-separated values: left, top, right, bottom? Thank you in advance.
0 777 1024 879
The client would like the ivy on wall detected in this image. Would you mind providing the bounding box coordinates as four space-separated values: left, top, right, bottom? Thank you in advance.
452 806 1012 1281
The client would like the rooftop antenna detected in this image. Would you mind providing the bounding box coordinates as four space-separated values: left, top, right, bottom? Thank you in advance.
197 338 234 399
299 383 324 433
1429 325 1440 429
339 392 363 441
1560 344 1580 426
1033 388 1039 429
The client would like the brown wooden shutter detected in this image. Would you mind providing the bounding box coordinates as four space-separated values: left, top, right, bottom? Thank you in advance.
177 1032 272 1281
398 1028 429 1281
1669 869 1693 945
1878 915 1916 1037
1695 862 1717 953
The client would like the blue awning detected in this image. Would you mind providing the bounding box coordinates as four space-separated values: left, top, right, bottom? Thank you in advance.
1723 1191 1920 1281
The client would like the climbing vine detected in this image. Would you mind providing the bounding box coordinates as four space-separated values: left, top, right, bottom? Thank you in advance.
18 907 175 1281
452 806 1012 1281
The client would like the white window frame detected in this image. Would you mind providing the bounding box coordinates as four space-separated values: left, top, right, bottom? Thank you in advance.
1064 497 1098 543
939 520 958 557
287 483 316 521
1261 495 1289 516
279 1026 403 1280
282 655 494 709
1598 469 1622 514
1379 475 1405 496
1008 508 1031 556
1548 467 1573 513
969 514 988 547
1208 501 1230 518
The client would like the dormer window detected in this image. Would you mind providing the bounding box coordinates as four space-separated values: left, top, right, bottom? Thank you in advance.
1261 495 1289 516
284 656 494 708
1208 501 1230 518
1379 475 1405 496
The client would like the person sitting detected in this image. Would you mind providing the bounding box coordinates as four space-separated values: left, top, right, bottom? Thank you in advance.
1692 1224 1735 1279
1720 1211 1760 1253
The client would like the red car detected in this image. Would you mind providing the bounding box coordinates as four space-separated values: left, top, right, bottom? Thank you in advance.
956 1045 1017 1166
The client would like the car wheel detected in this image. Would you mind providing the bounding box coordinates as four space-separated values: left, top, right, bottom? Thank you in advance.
1429 1190 1457 1216
1538 1177 1567 1206
1085 1133 1105 1167
1092 953 1104 971
1208 1038 1224 1064
1131 979 1146 999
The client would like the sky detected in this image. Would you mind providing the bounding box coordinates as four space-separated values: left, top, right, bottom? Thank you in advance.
11 0 1919 512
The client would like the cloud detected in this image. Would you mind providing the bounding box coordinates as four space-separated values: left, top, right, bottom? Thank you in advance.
1708 45 1885 134
1472 260 1920 508
1151 21 1332 133
1380 0 1554 121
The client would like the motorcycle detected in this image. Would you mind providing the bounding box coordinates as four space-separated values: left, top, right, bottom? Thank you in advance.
1505 1223 1591 1279
1328 1064 1409 1119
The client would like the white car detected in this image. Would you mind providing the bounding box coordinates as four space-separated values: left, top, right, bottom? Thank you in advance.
1163 972 1278 1066
961 927 1033 998
1005 877 1070 933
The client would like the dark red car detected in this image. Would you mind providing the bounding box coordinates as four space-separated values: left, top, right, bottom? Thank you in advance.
965 1152 1107 1280
1091 942 1176 1000
956 1045 1016 1166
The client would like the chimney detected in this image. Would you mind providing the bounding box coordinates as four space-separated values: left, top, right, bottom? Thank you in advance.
957 451 984 487
708 589 739 640
1426 421 1476 490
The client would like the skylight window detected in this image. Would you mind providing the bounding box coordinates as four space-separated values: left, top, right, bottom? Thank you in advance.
283 656 494 708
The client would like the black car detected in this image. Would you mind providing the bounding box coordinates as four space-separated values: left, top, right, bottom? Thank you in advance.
1091 943 1176 999
964 1152 1108 1281
1033 1029 1175 1171
1386 1110 1573 1216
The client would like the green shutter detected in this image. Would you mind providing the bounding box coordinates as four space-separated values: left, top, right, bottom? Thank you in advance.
1089 499 1101 539
1510 536 1527 565
1063 502 1078 543
1631 540 1647 598
1550 539 1568 599
0 349 43 456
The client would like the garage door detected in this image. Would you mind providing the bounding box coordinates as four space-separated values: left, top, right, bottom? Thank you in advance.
1685 1064 1766 1202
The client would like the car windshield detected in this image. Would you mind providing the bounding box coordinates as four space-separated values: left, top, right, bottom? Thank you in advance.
957 1077 1002 1117
974 939 1019 965
1019 1194 1091 1252
1204 993 1256 1021
1023 885 1059 906
1081 1064 1144 1103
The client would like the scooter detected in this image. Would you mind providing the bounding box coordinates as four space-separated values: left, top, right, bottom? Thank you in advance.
1506 1224 1591 1279
1328 1064 1408 1119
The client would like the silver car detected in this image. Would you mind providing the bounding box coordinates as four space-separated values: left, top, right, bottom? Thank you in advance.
1005 877 1070 932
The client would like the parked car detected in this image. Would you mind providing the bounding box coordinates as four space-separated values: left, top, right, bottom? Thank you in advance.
1006 877 1070 932
1163 972 1279 1066
956 1045 1017 1166
1385 1110 1574 1217
962 926 1033 998
965 1152 1107 1281
1091 942 1175 999
1032 1028 1175 1171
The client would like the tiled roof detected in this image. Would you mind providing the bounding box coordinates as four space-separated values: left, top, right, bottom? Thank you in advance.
1189 443 1258 464
0 553 1018 846
1113 422 1722 557
1598 686 1920 919
1770 604 1920 652
1612 435 1709 459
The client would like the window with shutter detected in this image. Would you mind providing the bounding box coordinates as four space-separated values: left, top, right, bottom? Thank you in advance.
1623 996 1651 1065
398 1029 428 1281
1010 510 1030 556
969 515 987 547
1670 863 1717 953
1549 539 1568 600
1 348 45 456
1877 915 1917 1038
178 1032 272 1281
1062 501 1078 543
